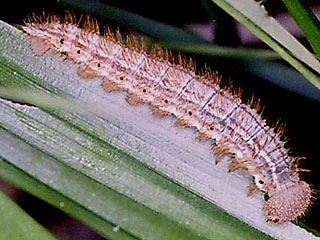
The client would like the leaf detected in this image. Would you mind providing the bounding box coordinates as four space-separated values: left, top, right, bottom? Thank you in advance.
208 0 320 91
61 0 205 43
282 0 320 59
0 188 57 240
158 42 280 60
0 19 319 240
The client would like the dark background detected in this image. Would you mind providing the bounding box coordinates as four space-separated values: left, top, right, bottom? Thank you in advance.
1 0 320 239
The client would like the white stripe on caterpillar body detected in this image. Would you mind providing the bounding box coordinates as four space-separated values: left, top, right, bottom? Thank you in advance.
22 12 314 224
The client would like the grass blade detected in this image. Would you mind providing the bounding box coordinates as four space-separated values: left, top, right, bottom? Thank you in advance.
158 42 280 60
209 0 320 90
61 0 205 43
0 189 57 240
282 0 320 58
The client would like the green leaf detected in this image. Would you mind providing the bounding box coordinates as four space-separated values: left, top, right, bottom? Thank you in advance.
157 42 280 60
0 189 57 240
61 0 205 43
0 144 172 240
0 18 318 240
282 0 320 59
207 0 320 90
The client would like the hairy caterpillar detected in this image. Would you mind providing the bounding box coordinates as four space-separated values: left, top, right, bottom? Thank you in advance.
22 11 315 224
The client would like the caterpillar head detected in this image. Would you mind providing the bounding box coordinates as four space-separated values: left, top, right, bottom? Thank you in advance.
264 180 312 224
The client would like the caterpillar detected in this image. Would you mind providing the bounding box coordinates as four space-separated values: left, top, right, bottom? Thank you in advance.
22 11 314 224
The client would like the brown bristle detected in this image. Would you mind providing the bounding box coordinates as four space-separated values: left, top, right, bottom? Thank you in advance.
223 79 243 102
115 29 123 43
101 80 122 93
124 35 146 52
199 65 221 86
150 44 165 58
125 92 145 106
65 10 81 25
82 16 99 33
103 26 115 39
150 105 170 118
174 117 191 128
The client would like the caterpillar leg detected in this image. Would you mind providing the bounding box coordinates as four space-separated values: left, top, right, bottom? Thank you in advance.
247 182 259 196
29 36 51 56
212 140 231 164
228 158 247 172
150 105 170 118
102 79 123 93
174 117 191 128
195 130 210 141
125 92 146 106
77 65 99 79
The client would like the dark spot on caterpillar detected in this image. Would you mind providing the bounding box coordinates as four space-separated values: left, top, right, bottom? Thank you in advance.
219 120 226 126
259 180 264 184
188 111 192 116
60 38 64 44
210 127 214 131
273 218 279 223
264 193 269 201
97 63 101 68
164 99 168 104
77 50 80 54
142 89 146 93
120 76 124 80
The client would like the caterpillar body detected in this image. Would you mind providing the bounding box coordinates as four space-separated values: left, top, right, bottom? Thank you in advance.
22 12 314 224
